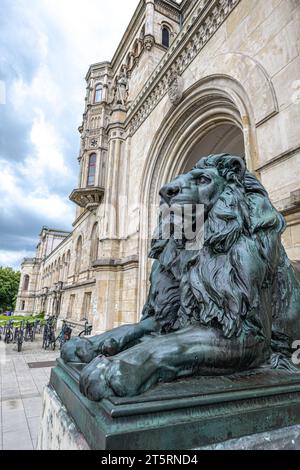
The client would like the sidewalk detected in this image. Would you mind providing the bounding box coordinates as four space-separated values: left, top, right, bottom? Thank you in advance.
0 336 59 450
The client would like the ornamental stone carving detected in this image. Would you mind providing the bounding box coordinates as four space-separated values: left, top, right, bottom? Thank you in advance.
168 72 183 105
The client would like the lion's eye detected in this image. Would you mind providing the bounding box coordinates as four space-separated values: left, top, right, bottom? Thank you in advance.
197 176 210 184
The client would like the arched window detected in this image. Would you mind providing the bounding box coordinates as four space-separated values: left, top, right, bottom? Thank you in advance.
94 84 103 103
66 250 71 281
162 26 170 48
23 274 29 291
75 236 83 275
90 223 99 263
61 255 65 281
58 257 62 282
87 153 97 187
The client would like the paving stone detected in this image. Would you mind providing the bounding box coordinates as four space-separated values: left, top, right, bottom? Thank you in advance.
28 416 40 449
23 396 42 419
0 338 59 449
3 429 34 450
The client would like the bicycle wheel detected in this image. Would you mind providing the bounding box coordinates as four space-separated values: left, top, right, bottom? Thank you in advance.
5 331 13 344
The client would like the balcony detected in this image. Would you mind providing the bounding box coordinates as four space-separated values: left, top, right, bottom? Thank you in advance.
69 186 104 213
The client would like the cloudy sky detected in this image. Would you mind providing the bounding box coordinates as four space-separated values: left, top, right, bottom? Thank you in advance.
0 0 139 270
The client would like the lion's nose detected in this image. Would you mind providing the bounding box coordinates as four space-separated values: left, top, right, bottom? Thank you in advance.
159 184 180 201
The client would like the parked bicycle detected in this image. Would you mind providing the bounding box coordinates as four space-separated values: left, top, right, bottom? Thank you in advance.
24 320 35 342
0 324 5 340
13 321 25 352
4 320 14 344
78 319 92 337
55 321 72 349
42 316 57 350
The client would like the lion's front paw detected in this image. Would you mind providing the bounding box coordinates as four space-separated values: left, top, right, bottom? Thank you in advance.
78 355 147 401
61 337 97 363
79 356 115 401
106 359 145 397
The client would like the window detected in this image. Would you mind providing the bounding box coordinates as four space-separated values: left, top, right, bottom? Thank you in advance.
90 223 99 263
75 236 83 275
81 292 92 321
66 250 71 280
67 295 75 319
162 27 170 48
21 300 25 311
87 153 96 186
23 274 29 291
94 84 103 103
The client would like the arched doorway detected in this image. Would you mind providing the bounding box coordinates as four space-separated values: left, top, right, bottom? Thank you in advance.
181 123 244 173
137 75 257 315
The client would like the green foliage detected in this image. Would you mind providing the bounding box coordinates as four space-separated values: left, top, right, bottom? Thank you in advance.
0 266 21 313
0 312 45 326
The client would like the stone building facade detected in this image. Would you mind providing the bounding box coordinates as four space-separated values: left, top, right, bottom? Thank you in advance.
16 0 300 333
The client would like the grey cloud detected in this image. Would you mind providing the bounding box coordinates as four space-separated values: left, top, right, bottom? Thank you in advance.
0 202 72 248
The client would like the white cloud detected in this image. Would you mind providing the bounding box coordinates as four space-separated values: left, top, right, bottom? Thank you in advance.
24 110 69 184
0 0 140 269
0 159 74 222
0 249 34 270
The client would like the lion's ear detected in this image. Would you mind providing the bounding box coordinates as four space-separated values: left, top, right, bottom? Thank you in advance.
219 156 246 183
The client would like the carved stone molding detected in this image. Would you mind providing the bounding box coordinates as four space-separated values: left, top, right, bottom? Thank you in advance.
275 189 300 217
128 0 241 135
156 0 181 22
143 34 155 51
69 187 105 213
168 71 184 105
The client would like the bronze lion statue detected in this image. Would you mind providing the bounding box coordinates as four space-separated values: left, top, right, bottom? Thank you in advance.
61 154 300 401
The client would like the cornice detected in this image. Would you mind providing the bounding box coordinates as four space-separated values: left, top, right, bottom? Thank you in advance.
42 233 72 264
126 0 241 135
63 279 96 291
92 255 139 272
85 62 111 82
155 0 181 21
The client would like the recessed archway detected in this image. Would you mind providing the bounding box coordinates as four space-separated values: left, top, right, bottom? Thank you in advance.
181 123 244 173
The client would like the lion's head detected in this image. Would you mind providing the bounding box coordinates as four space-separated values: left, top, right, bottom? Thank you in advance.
147 154 288 340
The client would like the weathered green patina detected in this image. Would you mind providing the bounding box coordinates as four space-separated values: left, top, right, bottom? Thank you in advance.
61 154 300 402
49 358 300 450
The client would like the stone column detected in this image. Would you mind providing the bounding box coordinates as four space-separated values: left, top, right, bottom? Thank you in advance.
145 0 154 36
144 0 155 50
102 73 109 103
104 107 127 239
118 137 130 238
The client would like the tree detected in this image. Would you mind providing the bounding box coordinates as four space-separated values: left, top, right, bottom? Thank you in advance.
0 267 21 312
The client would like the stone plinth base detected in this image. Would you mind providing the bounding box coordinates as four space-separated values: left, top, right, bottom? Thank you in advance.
39 358 300 450
37 387 300 450
201 425 300 450
37 386 90 450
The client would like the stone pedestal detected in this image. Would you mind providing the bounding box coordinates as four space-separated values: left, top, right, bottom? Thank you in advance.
38 358 300 450
37 386 90 450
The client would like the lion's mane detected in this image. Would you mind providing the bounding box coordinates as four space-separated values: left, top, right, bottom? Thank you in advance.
142 153 299 352
179 154 286 340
